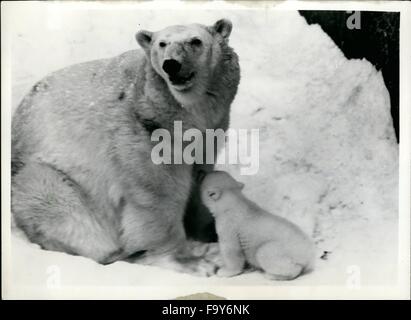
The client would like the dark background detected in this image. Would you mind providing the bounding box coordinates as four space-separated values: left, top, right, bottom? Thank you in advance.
299 11 400 142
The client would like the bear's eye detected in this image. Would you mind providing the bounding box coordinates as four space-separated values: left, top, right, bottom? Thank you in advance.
190 38 202 46
159 41 167 48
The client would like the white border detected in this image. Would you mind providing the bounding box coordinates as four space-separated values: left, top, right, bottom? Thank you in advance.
1 0 410 300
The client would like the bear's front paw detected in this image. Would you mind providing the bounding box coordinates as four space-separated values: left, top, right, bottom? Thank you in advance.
174 244 219 277
216 267 243 278
182 241 222 265
173 256 218 277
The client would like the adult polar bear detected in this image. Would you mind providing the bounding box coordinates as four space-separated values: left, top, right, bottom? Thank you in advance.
11 19 240 276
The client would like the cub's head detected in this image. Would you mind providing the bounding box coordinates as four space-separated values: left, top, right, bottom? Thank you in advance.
200 170 244 214
136 19 234 101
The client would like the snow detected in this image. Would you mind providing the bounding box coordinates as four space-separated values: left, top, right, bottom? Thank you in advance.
7 7 398 298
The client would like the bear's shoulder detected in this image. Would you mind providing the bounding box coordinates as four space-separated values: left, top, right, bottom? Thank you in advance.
44 49 146 88
19 49 147 109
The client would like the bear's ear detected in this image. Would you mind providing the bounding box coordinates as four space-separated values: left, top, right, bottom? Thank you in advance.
211 19 232 40
207 188 222 201
135 30 153 50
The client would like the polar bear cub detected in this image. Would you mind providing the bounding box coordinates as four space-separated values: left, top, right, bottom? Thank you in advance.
200 171 315 280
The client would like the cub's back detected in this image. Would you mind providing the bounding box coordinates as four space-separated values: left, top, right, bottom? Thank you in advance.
238 209 315 262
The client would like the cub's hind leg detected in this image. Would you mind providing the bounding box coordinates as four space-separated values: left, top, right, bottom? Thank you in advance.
11 162 122 264
255 242 305 281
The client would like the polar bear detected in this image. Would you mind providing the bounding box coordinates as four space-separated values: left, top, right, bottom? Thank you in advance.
11 19 240 276
200 171 315 280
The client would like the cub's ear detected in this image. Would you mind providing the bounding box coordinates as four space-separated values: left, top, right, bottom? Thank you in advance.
210 19 232 39
207 188 221 201
135 30 153 50
237 181 245 190
197 169 207 184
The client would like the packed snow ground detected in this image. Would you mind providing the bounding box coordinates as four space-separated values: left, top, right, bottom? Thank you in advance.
7 7 398 298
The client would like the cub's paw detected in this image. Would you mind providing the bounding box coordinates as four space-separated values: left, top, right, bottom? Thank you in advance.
263 273 299 281
216 267 243 278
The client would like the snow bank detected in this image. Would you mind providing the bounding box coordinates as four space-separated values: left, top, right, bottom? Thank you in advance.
8 8 398 297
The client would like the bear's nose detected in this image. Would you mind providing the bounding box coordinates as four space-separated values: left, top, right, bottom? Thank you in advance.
162 59 181 76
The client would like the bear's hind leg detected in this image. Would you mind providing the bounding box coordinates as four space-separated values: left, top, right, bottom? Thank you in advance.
255 242 304 281
11 162 122 264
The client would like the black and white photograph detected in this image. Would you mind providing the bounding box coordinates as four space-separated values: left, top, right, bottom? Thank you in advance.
1 1 410 300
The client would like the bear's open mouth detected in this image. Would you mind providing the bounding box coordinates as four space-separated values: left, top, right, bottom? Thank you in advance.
169 72 195 87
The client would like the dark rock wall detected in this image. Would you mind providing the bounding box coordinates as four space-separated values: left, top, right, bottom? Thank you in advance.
299 11 400 142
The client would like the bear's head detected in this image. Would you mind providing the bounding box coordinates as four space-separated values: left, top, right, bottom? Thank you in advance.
136 19 236 104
